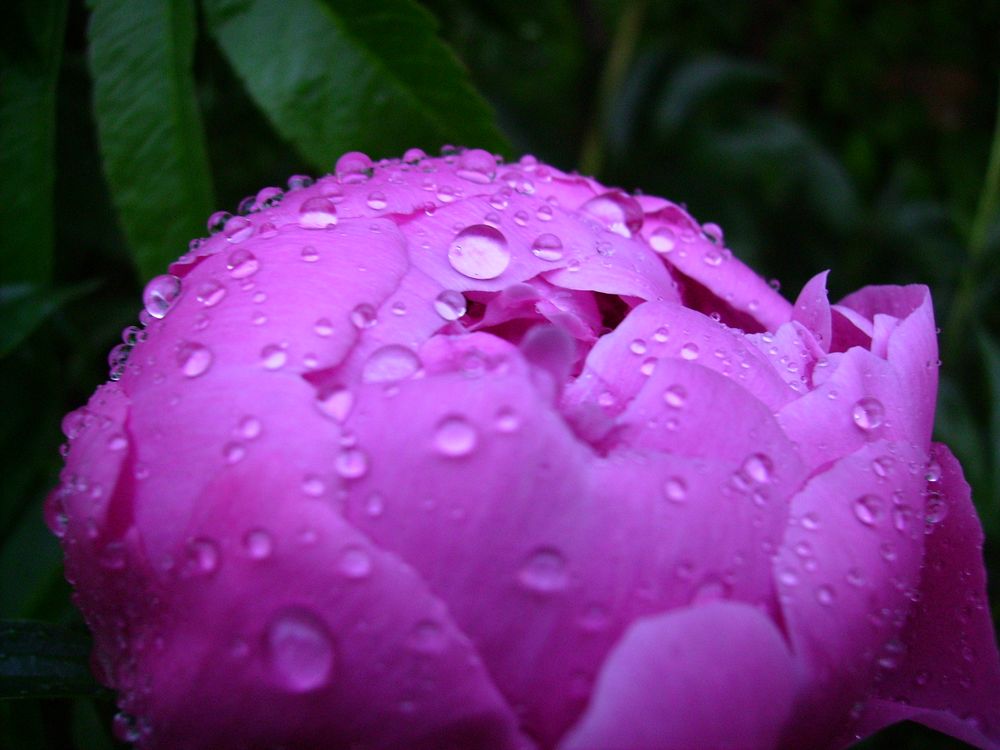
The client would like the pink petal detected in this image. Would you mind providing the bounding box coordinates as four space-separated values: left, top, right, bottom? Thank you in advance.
775 439 928 748
133 469 528 750
833 444 1000 749
558 601 797 750
791 271 832 352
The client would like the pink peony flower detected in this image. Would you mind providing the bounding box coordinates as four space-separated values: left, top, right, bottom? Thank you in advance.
48 147 1000 749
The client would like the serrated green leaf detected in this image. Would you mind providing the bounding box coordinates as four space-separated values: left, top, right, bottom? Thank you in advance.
0 0 68 285
0 620 107 700
0 281 101 358
203 0 509 170
87 0 214 280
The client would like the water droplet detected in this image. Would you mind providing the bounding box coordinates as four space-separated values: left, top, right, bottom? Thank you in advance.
703 248 724 266
365 191 388 210
184 537 220 576
207 211 231 234
403 147 426 164
924 459 942 483
853 494 884 526
801 512 821 530
893 504 913 532
298 197 338 229
335 151 373 184
300 245 320 262
580 191 643 237
742 453 773 484
226 249 259 279
195 279 226 307
872 455 894 477
362 345 421 383
663 384 687 408
456 148 497 183
662 476 687 504
530 233 564 261
142 274 182 319
301 474 326 497
314 318 335 337
433 415 478 457
337 545 373 578
778 569 799 586
518 547 569 593
680 342 700 360
495 406 520 432
448 224 510 279
266 609 334 692
106 433 128 452
407 619 447 653
260 344 288 370
537 205 554 221
649 226 676 254
653 325 670 343
925 492 948 524
852 397 885 432
223 441 246 465
816 584 836 606
223 215 254 243
176 342 212 377
243 528 273 560
335 447 369 479
316 386 354 422
433 290 467 321
364 492 385 517
350 303 377 329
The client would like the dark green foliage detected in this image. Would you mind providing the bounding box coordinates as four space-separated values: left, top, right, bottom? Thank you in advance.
0 0 997 746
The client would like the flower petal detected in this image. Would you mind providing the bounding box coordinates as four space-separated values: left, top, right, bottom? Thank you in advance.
558 601 797 750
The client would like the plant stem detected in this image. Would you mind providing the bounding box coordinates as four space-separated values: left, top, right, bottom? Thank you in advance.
578 0 646 177
944 79 1000 365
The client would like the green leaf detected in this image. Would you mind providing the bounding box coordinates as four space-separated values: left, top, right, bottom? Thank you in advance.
203 0 509 170
0 621 107 700
0 281 101 359
0 0 68 284
87 0 214 280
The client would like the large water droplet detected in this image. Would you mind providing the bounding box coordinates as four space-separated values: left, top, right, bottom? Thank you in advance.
266 609 334 692
853 494 884 526
176 342 212 377
226 249 259 279
298 197 338 229
335 151 373 184
433 415 478 457
142 274 182 319
456 149 497 183
530 233 564 261
447 224 510 279
580 191 643 237
518 547 569 593
433 289 467 321
362 345 421 383
852 397 885 432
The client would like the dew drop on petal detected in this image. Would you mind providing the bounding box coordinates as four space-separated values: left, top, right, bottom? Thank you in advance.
314 318 335 337
362 345 421 383
266 609 334 692
456 149 497 183
433 290 467 321
335 447 369 479
853 494 884 526
530 233 564 261
518 547 569 593
243 528 273 560
301 474 326 497
298 197 338 229
680 342 700 360
226 249 259 279
195 279 226 307
176 342 212 377
448 224 510 279
142 274 182 319
662 476 687 504
433 415 478 457
365 191 388 210
335 151 373 184
580 191 643 237
350 303 377 329
260 344 288 370
300 245 320 262
495 406 520 432
649 227 676 254
852 397 885 432
223 216 254 243
741 453 773 484
337 545 373 579
316 386 354 422
184 537 220 576
663 384 687 408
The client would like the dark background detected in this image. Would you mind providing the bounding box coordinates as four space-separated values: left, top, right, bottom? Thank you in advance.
1 0 998 746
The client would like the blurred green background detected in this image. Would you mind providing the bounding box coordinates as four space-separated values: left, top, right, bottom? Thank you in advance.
2 0 999 746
